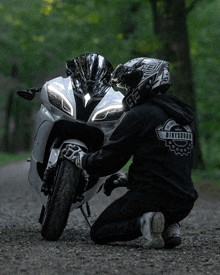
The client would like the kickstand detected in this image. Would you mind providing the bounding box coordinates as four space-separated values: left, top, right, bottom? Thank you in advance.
79 203 92 228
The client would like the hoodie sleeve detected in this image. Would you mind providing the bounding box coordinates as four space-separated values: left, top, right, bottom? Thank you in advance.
81 111 142 177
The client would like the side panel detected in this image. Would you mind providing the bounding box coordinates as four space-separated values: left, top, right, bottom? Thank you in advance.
28 119 54 205
32 120 53 163
28 158 48 205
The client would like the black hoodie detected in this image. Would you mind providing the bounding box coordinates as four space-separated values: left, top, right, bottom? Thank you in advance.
82 94 198 208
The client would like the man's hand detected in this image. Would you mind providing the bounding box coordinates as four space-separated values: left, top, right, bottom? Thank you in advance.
103 173 128 196
62 145 85 169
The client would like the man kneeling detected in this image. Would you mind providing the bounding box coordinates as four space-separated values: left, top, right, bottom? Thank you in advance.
67 57 198 249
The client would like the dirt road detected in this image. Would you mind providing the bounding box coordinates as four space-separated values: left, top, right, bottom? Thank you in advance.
0 160 220 275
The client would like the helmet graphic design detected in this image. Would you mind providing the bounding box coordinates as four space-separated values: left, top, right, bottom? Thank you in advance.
111 57 171 110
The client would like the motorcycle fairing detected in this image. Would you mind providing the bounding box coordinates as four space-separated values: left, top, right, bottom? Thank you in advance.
41 76 77 120
87 88 125 144
66 53 113 98
27 55 125 209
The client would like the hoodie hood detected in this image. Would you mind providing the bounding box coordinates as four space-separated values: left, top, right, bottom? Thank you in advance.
151 94 195 125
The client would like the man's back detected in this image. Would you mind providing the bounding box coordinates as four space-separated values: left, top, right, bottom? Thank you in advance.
125 95 198 206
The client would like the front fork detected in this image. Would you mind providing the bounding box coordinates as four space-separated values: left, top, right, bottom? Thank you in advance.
40 139 96 227
41 139 88 196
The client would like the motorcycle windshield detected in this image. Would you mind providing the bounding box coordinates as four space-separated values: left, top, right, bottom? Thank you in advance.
66 53 114 98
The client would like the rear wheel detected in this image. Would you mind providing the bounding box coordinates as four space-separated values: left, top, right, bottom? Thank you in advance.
41 160 81 241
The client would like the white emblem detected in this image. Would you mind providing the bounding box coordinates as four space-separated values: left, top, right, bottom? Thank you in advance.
156 119 193 156
84 93 91 107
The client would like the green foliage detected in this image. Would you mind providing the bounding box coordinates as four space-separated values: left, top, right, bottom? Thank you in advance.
0 0 158 153
0 152 30 165
187 0 220 168
0 0 156 82
0 0 220 168
192 169 220 189
0 0 62 86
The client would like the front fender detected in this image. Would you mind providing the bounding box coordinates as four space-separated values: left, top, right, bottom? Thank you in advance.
48 139 88 169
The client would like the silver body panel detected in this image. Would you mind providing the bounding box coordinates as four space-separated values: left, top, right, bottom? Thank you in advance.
29 76 124 207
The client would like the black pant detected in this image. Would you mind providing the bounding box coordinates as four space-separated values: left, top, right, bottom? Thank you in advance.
90 191 194 244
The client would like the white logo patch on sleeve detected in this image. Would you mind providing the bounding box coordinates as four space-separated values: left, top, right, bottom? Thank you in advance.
155 119 193 156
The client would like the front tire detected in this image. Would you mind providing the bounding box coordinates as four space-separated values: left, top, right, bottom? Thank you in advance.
41 160 81 241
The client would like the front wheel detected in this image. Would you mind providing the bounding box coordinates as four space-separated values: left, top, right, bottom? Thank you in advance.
41 160 81 241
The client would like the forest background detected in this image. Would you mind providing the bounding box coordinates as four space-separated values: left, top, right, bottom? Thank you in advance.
0 0 219 175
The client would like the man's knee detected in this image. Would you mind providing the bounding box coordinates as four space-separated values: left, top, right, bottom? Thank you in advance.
90 227 106 245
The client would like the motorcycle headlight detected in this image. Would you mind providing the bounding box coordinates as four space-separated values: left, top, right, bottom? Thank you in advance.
47 84 74 116
91 105 124 121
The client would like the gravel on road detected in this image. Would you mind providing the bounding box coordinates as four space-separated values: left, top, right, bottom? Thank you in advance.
0 160 220 275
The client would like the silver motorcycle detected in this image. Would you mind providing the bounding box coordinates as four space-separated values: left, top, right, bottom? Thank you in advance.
17 53 125 241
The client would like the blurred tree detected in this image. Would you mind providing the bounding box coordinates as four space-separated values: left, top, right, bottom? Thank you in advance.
2 64 17 152
147 0 205 169
0 0 219 169
187 0 220 168
2 91 14 152
1 63 32 152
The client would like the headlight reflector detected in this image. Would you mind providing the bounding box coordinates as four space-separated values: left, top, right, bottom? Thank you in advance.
91 105 124 121
47 84 74 116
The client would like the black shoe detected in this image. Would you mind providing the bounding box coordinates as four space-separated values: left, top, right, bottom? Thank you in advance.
163 223 182 248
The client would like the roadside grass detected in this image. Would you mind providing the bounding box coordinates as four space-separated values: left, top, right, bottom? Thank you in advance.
192 169 220 189
1 152 220 190
0 152 31 165
122 159 220 189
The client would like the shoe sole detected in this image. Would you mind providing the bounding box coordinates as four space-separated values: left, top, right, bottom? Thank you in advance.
143 212 165 249
151 212 165 234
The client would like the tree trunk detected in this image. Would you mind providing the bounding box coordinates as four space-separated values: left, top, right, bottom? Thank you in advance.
2 92 14 152
1 63 32 153
122 2 140 40
150 0 204 169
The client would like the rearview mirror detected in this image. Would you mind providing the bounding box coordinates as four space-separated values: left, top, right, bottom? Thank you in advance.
17 87 41 101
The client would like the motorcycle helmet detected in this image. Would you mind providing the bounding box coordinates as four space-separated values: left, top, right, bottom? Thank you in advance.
111 57 171 110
